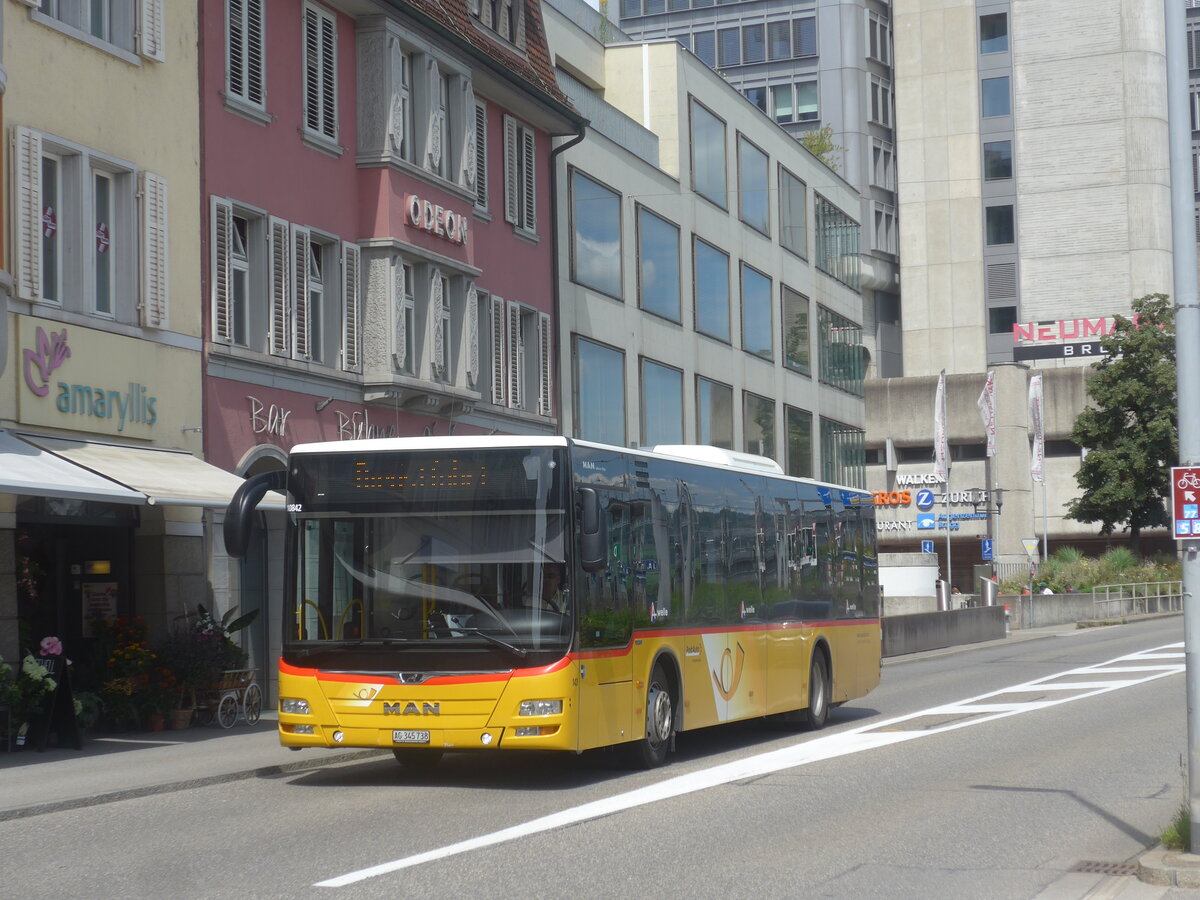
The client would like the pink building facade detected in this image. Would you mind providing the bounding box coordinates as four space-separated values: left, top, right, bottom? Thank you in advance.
198 0 580 687
200 0 579 475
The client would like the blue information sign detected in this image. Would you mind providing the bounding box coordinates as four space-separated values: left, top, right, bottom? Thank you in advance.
981 538 993 561
920 540 934 554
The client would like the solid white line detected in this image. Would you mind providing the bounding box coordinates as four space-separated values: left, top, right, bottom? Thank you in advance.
314 642 1184 888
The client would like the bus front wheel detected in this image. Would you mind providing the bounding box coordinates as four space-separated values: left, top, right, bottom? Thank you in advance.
627 664 674 769
805 652 830 730
392 748 444 768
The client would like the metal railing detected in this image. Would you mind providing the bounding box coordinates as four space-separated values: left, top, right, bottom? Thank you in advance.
1091 581 1184 618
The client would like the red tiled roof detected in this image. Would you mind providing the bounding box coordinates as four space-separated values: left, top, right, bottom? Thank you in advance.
399 0 572 111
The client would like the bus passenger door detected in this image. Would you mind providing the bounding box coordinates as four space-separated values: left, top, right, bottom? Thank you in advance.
576 500 635 751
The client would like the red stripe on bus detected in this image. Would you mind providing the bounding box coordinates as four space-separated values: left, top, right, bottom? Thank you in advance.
279 653 573 685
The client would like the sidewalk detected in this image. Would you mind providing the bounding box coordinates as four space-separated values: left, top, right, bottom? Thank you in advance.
0 711 386 821
3 616 1194 897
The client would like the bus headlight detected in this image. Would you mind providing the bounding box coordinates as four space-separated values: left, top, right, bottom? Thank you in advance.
280 698 310 715
519 699 562 717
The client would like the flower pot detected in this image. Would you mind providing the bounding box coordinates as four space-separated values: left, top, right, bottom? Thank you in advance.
144 713 165 732
169 708 193 730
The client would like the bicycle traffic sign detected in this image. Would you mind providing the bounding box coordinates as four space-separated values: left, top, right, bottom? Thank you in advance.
1172 466 1200 539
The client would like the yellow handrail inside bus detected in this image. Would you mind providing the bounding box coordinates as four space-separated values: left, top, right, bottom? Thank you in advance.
297 599 328 640
336 599 364 639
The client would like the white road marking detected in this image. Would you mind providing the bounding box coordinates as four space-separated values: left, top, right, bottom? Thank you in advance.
315 642 1184 888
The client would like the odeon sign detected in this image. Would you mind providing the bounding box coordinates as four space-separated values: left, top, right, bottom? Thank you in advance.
406 194 468 245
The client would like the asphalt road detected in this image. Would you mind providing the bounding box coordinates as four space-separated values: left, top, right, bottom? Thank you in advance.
1 617 1193 899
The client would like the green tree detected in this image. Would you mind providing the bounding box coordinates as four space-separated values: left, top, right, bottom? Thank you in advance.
1065 293 1175 554
800 126 842 172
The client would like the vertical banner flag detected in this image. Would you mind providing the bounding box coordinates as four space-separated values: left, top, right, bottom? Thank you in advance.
977 370 996 457
933 369 949 480
1028 373 1044 484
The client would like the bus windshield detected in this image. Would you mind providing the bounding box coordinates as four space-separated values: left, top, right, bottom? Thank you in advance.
286 447 571 662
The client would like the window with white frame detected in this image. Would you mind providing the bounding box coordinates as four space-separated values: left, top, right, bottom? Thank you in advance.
871 139 895 190
772 82 818 124
303 2 338 145
211 198 359 370
13 128 168 327
473 98 488 209
503 301 552 414
867 11 889 65
431 269 452 382
227 0 265 111
869 76 892 127
472 0 523 47
35 0 164 60
504 114 536 233
873 203 897 255
394 258 416 375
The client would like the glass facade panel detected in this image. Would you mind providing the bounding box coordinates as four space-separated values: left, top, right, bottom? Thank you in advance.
981 76 1011 117
570 170 622 297
637 207 681 321
740 264 773 360
782 285 810 374
779 167 806 257
575 338 626 446
814 195 860 290
737 136 769 234
983 140 1012 181
691 100 727 207
818 306 864 396
785 405 813 478
641 359 684 446
979 13 1008 53
820 417 865 488
694 238 730 341
742 392 775 459
986 205 1015 245
696 376 734 449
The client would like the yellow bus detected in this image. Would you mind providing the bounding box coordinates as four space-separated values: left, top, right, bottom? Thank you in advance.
225 436 880 768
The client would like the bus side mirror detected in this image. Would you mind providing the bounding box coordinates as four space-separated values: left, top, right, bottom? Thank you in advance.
224 470 288 558
579 487 607 573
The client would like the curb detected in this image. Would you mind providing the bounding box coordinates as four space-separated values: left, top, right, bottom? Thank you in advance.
0 748 389 822
1138 845 1200 889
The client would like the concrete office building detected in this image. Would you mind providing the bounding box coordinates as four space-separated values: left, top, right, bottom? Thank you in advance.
616 0 903 379
545 0 868 482
867 0 1176 586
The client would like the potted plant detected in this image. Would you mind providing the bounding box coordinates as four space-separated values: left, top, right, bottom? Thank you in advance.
0 651 58 749
156 603 258 722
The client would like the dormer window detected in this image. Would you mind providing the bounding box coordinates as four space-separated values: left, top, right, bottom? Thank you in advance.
472 0 522 48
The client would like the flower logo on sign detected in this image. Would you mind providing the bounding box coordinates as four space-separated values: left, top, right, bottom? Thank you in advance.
42 206 57 239
23 326 71 398
96 222 110 254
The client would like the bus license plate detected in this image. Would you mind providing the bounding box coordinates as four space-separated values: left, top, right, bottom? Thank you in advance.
392 729 430 744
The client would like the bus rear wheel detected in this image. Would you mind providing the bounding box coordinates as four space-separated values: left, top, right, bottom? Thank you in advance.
805 652 830 730
627 664 673 769
392 748 444 768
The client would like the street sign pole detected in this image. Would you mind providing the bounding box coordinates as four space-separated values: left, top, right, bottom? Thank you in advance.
1165 1 1200 852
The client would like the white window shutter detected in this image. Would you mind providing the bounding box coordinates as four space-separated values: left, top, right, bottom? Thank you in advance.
465 282 479 388
138 0 166 62
503 114 518 225
139 171 169 328
537 312 552 417
341 241 361 372
507 301 523 409
426 59 442 172
490 295 506 405
211 197 233 342
521 127 536 230
430 268 445 374
291 225 311 359
473 100 488 209
269 217 290 355
393 257 408 371
14 127 43 302
460 84 476 188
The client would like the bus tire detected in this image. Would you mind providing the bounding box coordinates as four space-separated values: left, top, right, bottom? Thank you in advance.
805 651 830 730
627 664 674 769
392 748 444 768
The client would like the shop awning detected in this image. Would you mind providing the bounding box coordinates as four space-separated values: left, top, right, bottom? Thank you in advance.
0 429 146 504
19 434 284 510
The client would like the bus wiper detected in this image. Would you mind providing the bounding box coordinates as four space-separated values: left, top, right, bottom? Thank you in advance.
449 628 527 658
